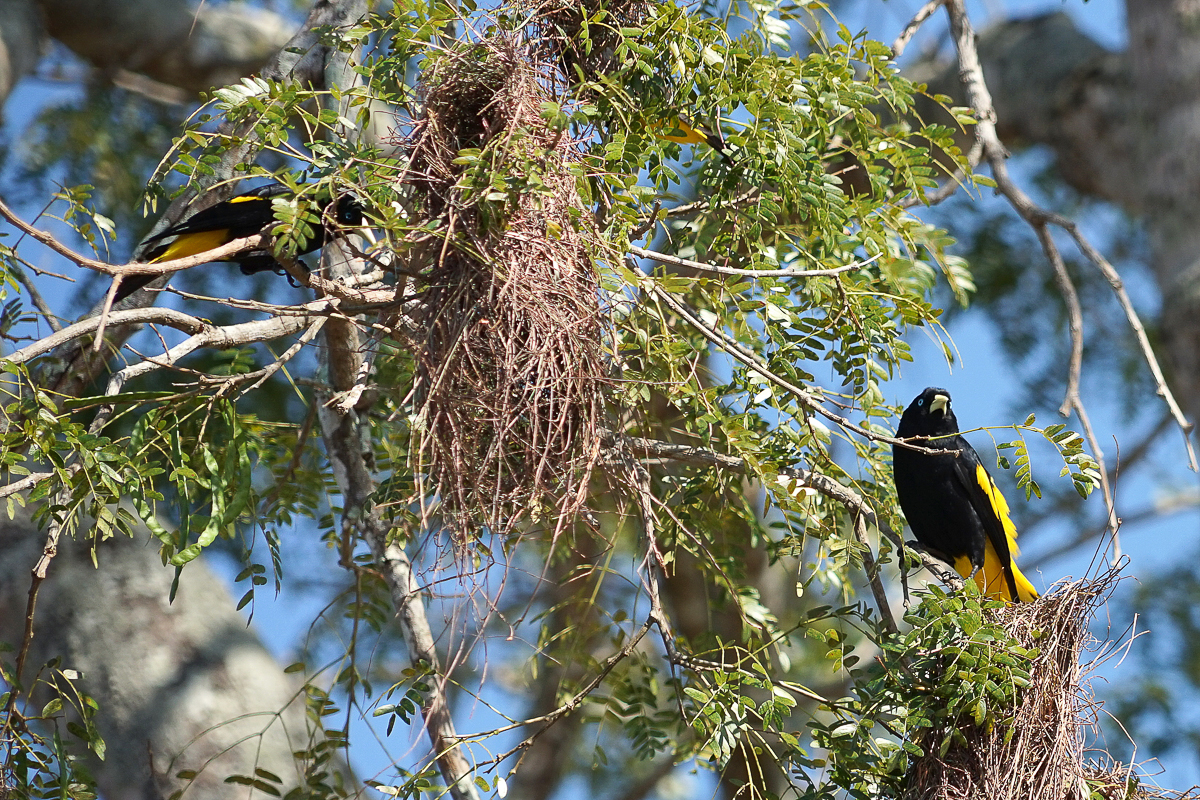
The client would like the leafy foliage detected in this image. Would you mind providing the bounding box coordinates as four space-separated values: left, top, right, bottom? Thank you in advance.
0 1 1117 798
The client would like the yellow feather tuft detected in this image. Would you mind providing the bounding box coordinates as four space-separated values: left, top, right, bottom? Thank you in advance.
947 464 1039 603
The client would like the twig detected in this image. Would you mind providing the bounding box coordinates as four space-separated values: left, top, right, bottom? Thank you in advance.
655 188 761 219
630 245 876 279
604 430 964 592
891 0 947 59
897 139 984 210
480 621 654 770
1064 222 1196 469
11 494 70 702
648 283 950 455
9 262 63 333
238 319 327 395
99 314 318 404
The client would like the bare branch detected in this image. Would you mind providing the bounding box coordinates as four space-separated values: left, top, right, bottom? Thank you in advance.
3 308 209 364
943 0 1197 475
892 0 946 59
0 196 267 278
101 314 317 399
630 245 874 279
1037 225 1120 553
0 472 54 499
852 512 899 635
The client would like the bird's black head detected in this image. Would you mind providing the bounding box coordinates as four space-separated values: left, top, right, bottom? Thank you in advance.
332 195 364 227
899 386 959 437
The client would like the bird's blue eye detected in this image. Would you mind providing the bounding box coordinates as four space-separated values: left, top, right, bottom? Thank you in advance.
917 399 924 406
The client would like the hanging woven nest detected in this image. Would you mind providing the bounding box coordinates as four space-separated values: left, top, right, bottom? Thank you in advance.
402 36 609 540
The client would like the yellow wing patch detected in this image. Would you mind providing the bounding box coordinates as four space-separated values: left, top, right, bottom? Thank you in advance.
652 116 712 145
949 464 1039 603
975 463 1020 555
150 229 230 263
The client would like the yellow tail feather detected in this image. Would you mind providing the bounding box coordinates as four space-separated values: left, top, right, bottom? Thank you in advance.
953 542 1038 603
150 229 229 263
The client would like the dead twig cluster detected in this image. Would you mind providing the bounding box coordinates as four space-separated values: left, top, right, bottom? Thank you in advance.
402 36 609 540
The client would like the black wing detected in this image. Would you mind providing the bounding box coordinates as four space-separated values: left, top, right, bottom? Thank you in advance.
143 184 287 244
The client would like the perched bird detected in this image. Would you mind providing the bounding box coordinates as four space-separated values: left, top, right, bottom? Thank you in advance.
892 387 1039 603
113 184 363 302
653 115 734 163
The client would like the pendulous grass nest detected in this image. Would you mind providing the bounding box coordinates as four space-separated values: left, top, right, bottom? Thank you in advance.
903 567 1191 800
403 36 609 540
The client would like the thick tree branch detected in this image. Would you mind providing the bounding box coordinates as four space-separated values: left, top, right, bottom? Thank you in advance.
41 0 294 95
3 308 208 364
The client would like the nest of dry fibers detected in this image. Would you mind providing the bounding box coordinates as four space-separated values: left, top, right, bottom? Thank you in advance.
518 0 653 84
405 38 608 539
904 568 1186 800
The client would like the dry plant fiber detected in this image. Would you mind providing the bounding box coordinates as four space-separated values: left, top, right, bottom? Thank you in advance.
404 36 608 541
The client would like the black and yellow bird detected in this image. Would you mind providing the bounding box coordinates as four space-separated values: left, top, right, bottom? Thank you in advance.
892 387 1039 603
653 115 734 164
113 184 362 302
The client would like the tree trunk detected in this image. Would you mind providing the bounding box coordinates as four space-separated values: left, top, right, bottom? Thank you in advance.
0 514 312 800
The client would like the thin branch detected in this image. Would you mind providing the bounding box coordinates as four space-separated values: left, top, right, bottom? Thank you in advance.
0 196 267 277
1037 225 1120 554
1064 222 1196 469
630 245 875 279
9 262 64 334
655 188 762 219
852 512 899 635
648 283 949 455
238 319 327 395
897 138 984 210
478 621 654 763
101 314 318 403
606 430 963 592
1030 488 1200 566
891 0 946 59
11 486 72 700
313 234 479 799
943 0 1197 475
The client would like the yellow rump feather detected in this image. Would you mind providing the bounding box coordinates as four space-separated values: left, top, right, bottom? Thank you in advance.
950 464 1039 603
150 229 230 263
